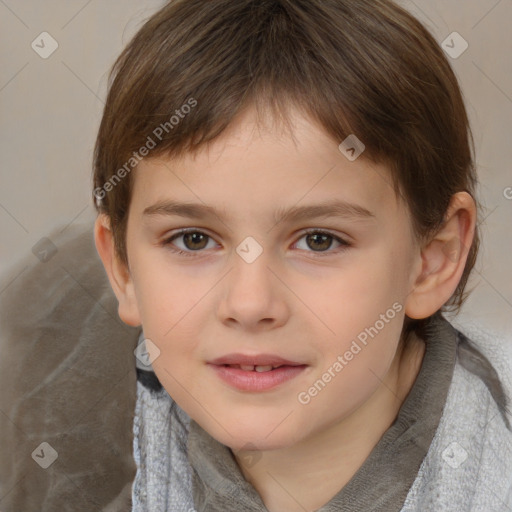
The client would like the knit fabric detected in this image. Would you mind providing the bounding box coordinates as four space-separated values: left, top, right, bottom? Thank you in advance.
132 380 194 512
131 315 512 511
401 359 512 511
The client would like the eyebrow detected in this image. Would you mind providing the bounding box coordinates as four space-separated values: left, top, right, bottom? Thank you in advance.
142 199 375 224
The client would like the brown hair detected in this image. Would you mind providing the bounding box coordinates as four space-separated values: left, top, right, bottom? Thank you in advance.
93 0 479 323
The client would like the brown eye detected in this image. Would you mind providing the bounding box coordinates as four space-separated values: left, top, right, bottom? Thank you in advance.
162 229 217 256
294 230 350 255
305 232 333 252
182 232 209 250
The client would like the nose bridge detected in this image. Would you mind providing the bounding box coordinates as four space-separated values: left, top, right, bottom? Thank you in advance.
218 235 287 328
230 235 274 301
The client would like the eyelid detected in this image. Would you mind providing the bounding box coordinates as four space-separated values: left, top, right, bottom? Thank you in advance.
298 228 352 245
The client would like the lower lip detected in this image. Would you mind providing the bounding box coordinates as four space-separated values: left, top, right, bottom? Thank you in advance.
208 364 307 391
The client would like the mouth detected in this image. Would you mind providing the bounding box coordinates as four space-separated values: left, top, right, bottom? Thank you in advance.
220 363 289 372
207 353 308 391
209 353 305 367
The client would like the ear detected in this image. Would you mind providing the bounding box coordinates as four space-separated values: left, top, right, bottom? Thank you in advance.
405 191 477 319
94 214 142 327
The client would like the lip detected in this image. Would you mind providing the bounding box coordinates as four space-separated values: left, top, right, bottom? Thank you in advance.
209 353 304 367
207 353 308 392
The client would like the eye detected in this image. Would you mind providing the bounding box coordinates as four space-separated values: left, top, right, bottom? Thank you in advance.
293 230 350 256
161 229 217 257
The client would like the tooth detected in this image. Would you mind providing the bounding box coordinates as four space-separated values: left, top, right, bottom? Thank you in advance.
240 365 255 371
255 365 273 372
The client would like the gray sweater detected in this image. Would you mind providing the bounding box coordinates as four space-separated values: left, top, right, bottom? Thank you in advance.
132 313 512 511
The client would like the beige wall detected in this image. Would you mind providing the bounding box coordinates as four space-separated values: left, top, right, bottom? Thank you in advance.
0 0 511 336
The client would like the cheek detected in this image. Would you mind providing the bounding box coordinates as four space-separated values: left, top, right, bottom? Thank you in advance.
304 255 406 337
130 253 207 335
299 307 404 424
298 252 408 386
132 263 207 399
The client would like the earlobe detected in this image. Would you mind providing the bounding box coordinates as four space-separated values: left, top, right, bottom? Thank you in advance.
93 214 142 327
405 192 476 319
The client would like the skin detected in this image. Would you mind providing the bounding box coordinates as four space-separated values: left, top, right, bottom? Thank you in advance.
95 105 476 512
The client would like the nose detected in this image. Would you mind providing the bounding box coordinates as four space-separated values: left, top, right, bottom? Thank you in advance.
216 243 290 332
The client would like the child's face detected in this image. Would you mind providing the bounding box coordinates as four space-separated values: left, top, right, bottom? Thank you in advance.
124 106 421 451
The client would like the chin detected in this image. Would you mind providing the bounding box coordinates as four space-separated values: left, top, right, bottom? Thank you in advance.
200 415 305 452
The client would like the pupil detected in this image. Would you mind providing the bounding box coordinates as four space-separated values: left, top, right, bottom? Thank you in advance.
308 233 331 251
184 232 207 250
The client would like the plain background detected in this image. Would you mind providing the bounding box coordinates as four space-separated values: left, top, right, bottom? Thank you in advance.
0 0 511 339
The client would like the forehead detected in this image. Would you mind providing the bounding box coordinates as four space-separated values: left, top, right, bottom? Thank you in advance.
130 106 405 226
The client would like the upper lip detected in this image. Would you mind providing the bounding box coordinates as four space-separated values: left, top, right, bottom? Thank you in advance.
209 353 305 367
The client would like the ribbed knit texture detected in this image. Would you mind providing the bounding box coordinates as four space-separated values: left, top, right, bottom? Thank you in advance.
132 380 195 512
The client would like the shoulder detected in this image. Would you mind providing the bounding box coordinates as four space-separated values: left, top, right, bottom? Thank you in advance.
402 322 512 511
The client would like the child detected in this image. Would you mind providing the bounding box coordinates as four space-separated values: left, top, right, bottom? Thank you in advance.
92 0 512 510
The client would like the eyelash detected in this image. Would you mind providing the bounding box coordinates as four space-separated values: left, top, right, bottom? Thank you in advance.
160 228 351 258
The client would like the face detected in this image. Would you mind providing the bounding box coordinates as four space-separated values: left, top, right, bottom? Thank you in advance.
123 106 421 451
